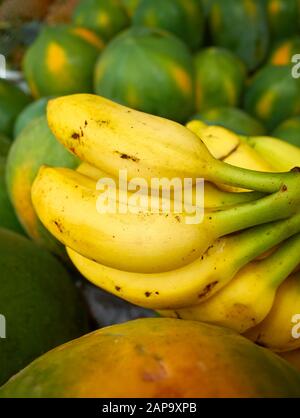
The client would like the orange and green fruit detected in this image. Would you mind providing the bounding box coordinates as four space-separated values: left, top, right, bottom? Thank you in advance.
14 97 50 138
191 107 266 136
244 65 300 131
1 318 300 398
23 24 104 98
272 116 300 147
6 116 79 259
0 79 31 137
72 0 129 42
208 0 269 71
264 0 300 41
280 350 300 373
0 134 11 157
94 27 194 123
0 228 89 386
269 37 300 66
0 136 24 234
132 0 205 50
194 47 246 112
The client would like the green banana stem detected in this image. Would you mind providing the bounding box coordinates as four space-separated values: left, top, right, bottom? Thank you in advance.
217 212 300 271
254 232 300 287
210 185 300 237
206 187 264 209
208 159 299 193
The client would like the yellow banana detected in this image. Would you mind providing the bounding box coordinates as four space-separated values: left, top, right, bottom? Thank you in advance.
47 94 300 195
160 233 300 334
66 213 300 309
186 121 240 160
32 165 300 273
245 272 300 352
187 121 274 193
246 136 300 172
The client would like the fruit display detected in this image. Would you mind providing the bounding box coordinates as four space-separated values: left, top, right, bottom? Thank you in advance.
0 228 89 386
23 24 104 97
94 27 194 123
24 93 300 359
1 319 300 398
194 47 246 112
1 0 300 399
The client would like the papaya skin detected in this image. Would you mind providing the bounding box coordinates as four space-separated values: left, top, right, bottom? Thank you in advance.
280 350 300 373
1 318 300 398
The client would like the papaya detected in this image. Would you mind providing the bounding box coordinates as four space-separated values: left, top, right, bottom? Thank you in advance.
208 0 269 71
264 0 300 41
120 0 140 16
14 97 49 138
1 318 300 398
72 0 129 42
191 107 266 136
194 47 246 112
23 24 104 98
0 136 24 234
0 78 31 137
272 116 300 147
244 65 300 131
269 37 300 67
132 0 205 50
0 228 89 386
94 27 195 123
6 116 79 259
280 350 300 373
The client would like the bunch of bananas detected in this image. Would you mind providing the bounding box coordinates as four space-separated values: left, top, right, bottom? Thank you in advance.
32 94 300 353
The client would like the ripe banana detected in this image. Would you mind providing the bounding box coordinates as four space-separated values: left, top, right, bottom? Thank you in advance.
66 212 300 309
245 272 300 352
246 136 300 172
187 121 275 193
47 94 300 194
160 233 300 333
32 166 300 273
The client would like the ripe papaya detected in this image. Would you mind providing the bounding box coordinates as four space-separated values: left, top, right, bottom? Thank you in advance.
0 228 89 386
1 319 300 398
